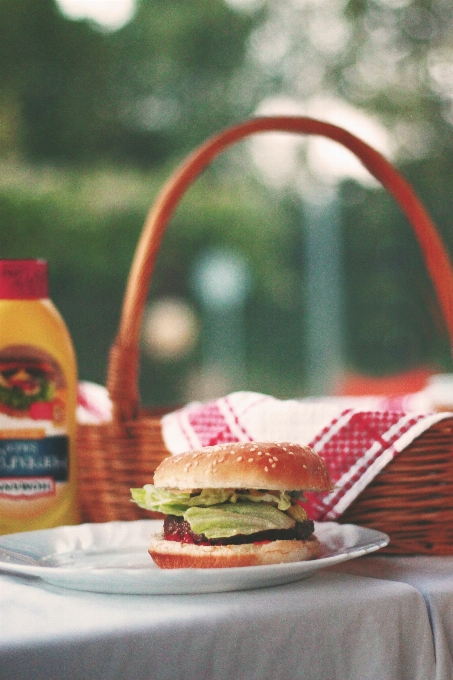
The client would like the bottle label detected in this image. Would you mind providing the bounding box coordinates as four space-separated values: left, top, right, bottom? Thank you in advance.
0 345 69 500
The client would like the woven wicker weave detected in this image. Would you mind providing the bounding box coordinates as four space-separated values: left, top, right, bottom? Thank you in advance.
340 417 453 554
76 116 453 554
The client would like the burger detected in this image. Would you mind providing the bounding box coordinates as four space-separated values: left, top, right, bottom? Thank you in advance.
131 441 333 569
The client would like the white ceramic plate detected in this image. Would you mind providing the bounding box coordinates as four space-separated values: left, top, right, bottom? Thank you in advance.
0 520 388 595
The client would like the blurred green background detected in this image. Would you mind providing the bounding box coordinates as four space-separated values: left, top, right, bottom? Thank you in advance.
1 0 452 407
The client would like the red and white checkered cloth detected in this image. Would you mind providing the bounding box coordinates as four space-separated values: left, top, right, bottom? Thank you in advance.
161 390 452 521
76 382 452 521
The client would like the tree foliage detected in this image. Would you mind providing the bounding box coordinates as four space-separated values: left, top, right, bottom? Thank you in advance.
1 0 453 404
0 0 253 165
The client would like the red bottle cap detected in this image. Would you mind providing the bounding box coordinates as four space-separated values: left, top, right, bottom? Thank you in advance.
0 260 49 299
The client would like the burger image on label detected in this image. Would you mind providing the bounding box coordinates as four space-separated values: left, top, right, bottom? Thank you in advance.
0 362 53 407
131 441 333 569
0 346 63 418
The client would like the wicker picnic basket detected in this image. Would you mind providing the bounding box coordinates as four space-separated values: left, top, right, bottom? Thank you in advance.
76 116 453 555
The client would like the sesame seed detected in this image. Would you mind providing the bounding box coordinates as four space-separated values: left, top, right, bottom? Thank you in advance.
237 456 243 462
248 458 254 462
273 457 278 461
264 466 269 472
303 464 307 469
271 463 276 468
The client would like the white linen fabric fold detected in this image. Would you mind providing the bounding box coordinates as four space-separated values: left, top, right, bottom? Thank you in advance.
0 569 436 680
333 555 453 680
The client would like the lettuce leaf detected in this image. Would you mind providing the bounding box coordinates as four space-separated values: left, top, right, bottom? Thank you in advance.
130 485 230 516
130 485 293 515
130 485 300 538
233 490 292 511
184 502 295 539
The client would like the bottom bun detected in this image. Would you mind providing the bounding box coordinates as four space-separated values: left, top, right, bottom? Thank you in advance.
148 534 320 569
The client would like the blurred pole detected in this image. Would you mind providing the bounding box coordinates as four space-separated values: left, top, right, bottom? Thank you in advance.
303 185 344 396
191 248 250 396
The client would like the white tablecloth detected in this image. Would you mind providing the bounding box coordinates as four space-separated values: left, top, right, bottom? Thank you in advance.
333 556 453 680
0 567 436 680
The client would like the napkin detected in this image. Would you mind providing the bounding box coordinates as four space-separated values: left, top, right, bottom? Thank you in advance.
76 381 452 522
161 390 452 521
77 381 112 424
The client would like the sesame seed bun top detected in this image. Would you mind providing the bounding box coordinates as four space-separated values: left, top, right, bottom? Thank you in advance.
153 441 333 492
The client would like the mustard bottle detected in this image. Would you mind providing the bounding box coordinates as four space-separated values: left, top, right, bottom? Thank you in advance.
0 259 80 534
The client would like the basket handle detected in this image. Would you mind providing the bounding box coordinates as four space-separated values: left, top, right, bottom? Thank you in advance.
107 116 453 421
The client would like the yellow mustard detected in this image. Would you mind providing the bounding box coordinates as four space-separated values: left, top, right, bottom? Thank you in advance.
0 260 80 534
